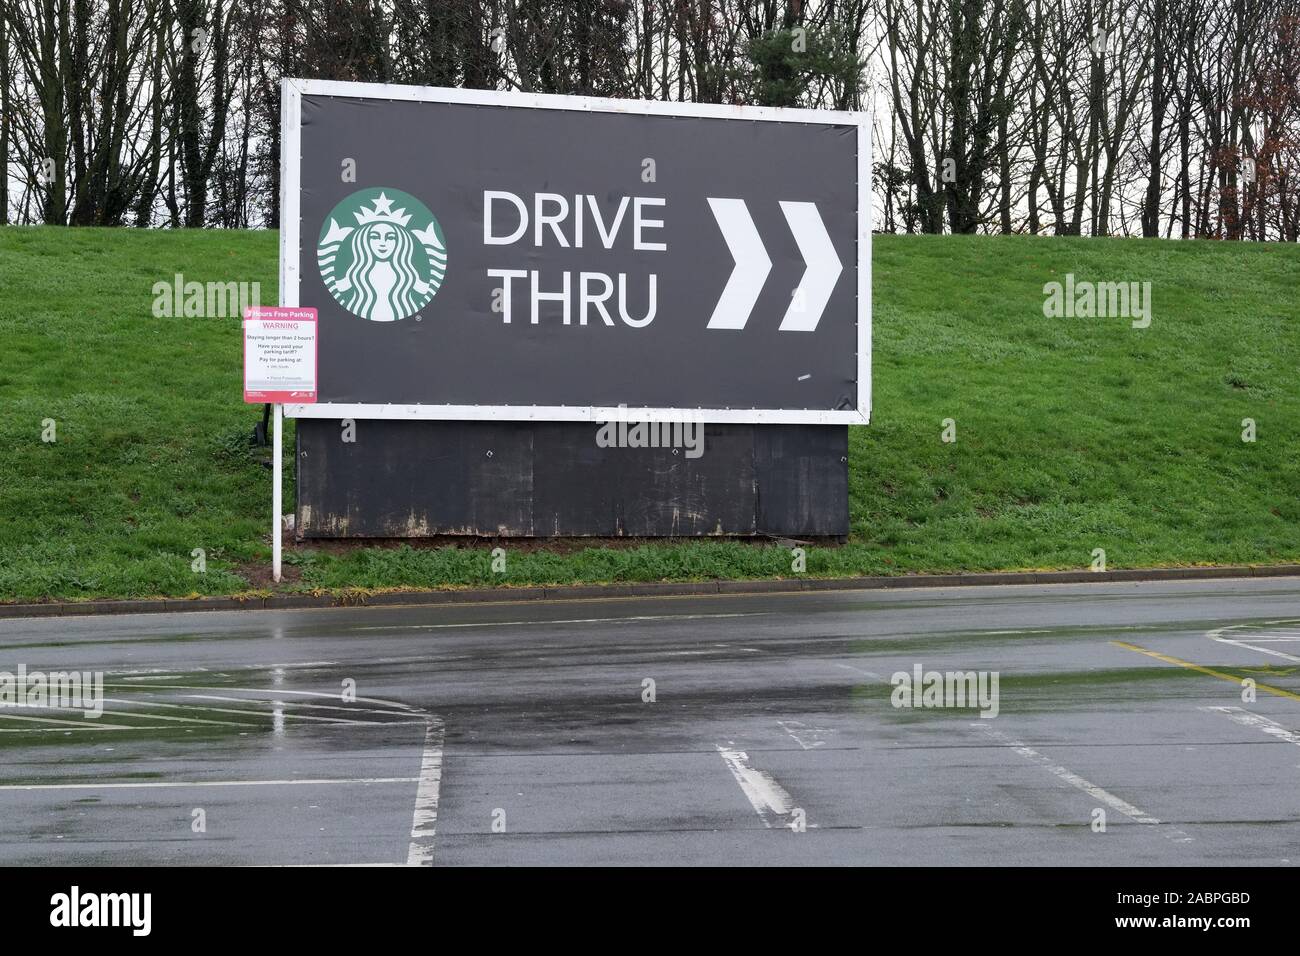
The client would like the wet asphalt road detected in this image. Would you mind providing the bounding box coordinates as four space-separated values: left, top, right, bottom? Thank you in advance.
2 577 1300 866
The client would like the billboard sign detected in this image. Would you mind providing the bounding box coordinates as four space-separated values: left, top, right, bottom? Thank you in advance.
280 79 870 424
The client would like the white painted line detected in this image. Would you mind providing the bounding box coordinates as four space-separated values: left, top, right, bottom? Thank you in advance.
1201 706 1300 748
114 661 340 679
143 697 376 726
0 689 423 732
833 663 883 680
1208 621 1300 663
280 862 405 868
0 777 420 792
0 681 447 867
179 694 421 720
972 725 1192 843
99 684 426 712
776 719 830 750
98 686 421 723
716 743 795 828
1213 638 1300 663
406 717 446 866
96 709 257 728
357 612 765 632
0 733 134 738
96 699 259 727
0 712 134 730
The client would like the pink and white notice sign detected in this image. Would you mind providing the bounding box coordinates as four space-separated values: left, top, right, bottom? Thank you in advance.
243 306 317 403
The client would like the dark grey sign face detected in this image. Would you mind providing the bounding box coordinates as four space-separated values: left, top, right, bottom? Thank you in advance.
293 88 865 419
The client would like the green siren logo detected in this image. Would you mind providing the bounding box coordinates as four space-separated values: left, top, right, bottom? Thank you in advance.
318 188 447 322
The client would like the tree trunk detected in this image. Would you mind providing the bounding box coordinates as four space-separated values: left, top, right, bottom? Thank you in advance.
1142 0 1167 237
0 5 9 225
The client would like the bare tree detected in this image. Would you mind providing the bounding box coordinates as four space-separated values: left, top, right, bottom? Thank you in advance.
1 0 9 224
2 0 1296 238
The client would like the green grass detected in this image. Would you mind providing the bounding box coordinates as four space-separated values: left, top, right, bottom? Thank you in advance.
1 226 1297 601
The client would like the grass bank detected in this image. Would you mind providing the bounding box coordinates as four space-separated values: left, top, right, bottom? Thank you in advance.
1 226 1296 601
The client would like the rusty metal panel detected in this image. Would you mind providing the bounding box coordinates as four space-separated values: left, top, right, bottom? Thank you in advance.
295 421 846 538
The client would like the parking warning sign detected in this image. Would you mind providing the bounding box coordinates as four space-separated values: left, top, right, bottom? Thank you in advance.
243 306 318 403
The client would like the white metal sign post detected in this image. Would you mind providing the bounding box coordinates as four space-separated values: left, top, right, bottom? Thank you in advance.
273 402 282 582
243 306 318 581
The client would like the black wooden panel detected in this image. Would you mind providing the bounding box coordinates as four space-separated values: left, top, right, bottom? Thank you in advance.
530 423 757 536
755 425 849 536
296 420 533 536
296 420 847 538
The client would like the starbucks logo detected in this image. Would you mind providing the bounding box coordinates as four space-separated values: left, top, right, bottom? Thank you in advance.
317 188 447 322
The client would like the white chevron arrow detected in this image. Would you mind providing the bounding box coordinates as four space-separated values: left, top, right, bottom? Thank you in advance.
706 197 772 330
778 201 842 332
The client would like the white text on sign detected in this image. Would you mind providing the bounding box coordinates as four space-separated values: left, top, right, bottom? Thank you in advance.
483 191 663 327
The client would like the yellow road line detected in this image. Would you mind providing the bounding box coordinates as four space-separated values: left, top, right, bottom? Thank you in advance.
1111 640 1300 702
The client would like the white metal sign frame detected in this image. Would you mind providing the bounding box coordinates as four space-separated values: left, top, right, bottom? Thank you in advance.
278 77 872 428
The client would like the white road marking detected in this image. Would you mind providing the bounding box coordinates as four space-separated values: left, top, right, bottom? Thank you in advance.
92 685 422 727
355 612 765 632
833 662 883 680
101 684 424 709
1201 706 1300 748
973 724 1192 843
0 712 134 730
140 697 376 726
283 862 405 867
776 719 831 750
406 717 446 866
0 777 419 792
92 699 258 727
96 709 258 728
716 743 795 828
114 661 340 679
1208 620 1300 663
179 694 421 721
3 676 446 866
1211 639 1300 663
0 733 138 738
0 688 421 733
